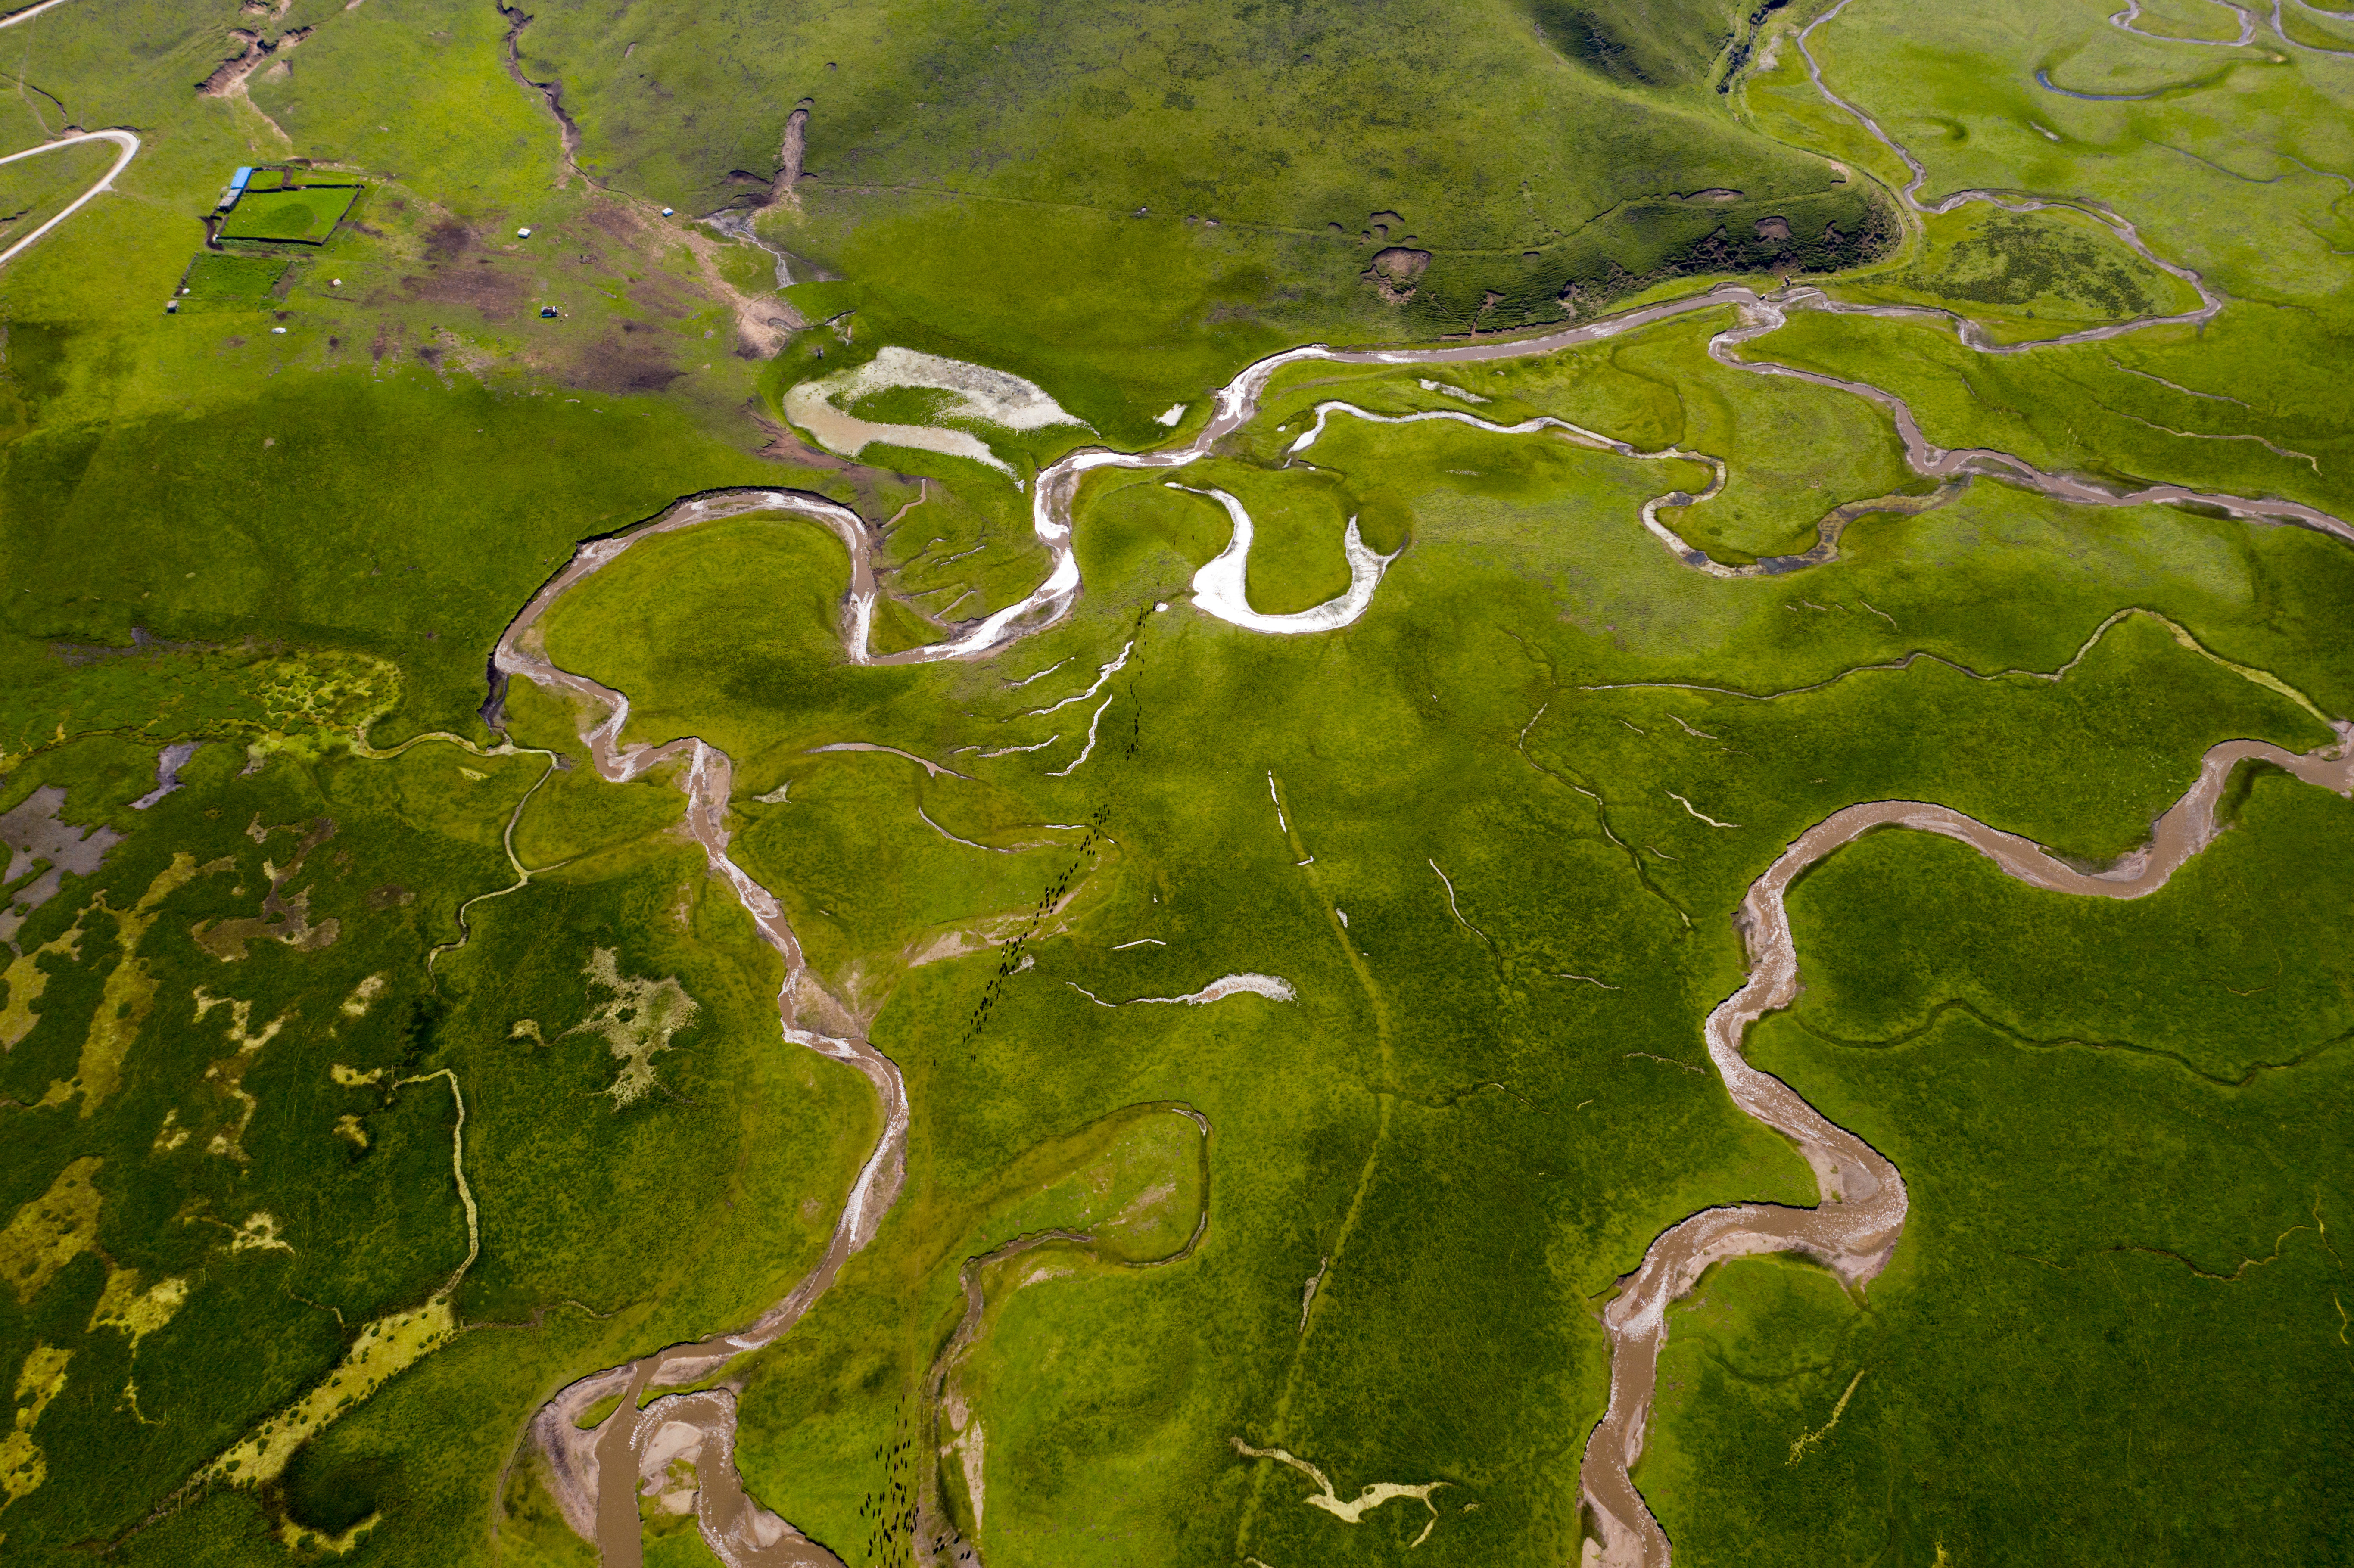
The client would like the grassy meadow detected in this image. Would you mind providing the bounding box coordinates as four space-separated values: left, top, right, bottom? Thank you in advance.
0 0 2351 1561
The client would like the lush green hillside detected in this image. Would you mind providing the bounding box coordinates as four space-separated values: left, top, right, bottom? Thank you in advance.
501 0 1885 359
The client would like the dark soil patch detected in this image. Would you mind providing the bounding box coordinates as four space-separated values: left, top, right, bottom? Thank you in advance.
586 204 642 244
423 221 471 263
397 265 529 321
626 277 695 319
1365 246 1432 304
573 334 683 393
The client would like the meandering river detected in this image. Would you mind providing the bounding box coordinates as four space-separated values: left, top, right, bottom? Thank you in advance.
494 7 2354 1561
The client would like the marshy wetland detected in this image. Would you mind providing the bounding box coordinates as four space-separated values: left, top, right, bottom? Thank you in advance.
3 0 2353 1564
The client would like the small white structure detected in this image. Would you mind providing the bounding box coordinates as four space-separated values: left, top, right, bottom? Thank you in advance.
516 226 532 237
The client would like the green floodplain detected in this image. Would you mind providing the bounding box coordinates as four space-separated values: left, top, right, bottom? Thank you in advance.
0 0 2351 1563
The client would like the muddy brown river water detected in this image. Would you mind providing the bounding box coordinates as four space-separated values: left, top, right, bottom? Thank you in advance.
1578 725 2354 1567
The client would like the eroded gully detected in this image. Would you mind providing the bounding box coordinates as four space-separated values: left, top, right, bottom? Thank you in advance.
503 11 2354 1559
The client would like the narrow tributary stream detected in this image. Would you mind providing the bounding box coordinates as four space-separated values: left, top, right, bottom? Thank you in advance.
499 12 2354 1558
494 586 904 1568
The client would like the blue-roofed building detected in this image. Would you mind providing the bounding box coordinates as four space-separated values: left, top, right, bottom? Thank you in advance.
217 167 255 212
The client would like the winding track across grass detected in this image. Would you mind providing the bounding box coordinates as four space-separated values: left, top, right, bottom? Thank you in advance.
0 0 76 28
0 129 140 270
0 0 140 273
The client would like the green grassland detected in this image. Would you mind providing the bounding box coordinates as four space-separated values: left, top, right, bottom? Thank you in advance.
515 363 2354 1565
1828 201 2205 340
0 0 2352 1561
2119 0 2255 42
216 185 362 246
0 722 871 1562
174 251 292 304
1236 308 1926 562
1744 0 2354 516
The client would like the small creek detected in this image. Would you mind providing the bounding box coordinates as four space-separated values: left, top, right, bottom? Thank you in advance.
497 6 2354 1559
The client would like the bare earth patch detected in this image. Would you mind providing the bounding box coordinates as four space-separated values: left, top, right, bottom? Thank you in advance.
193 819 338 961
1364 247 1432 305
87 1265 188 1349
0 903 87 1049
568 948 699 1107
1230 1437 1446 1546
206 1298 457 1485
783 347 1090 474
0 1344 73 1503
53 852 228 1112
189 986 292 1162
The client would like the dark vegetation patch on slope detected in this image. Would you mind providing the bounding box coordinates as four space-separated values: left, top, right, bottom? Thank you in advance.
1528 0 1762 89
